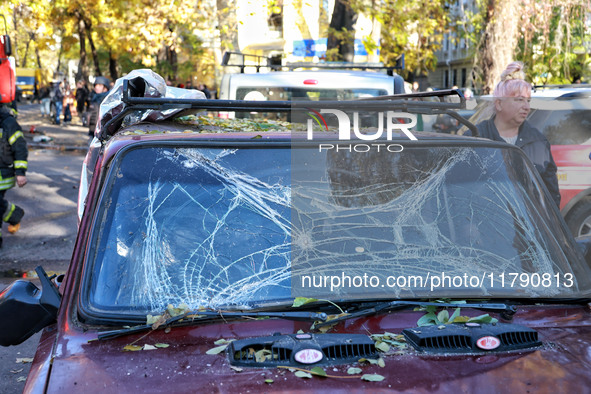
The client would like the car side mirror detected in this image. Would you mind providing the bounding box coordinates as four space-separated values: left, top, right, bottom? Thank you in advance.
0 266 61 346
576 235 591 266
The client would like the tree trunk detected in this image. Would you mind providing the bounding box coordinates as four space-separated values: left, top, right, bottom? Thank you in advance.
109 50 118 82
477 0 521 94
56 31 64 77
75 14 88 83
22 39 30 68
35 47 41 69
326 0 357 62
83 18 102 76
167 45 178 80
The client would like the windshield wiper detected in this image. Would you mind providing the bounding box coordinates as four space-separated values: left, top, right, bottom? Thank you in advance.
97 310 328 341
315 300 516 327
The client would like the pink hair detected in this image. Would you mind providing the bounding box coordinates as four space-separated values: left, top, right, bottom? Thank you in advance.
493 61 531 98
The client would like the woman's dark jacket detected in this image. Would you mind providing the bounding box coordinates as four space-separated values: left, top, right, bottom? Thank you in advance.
475 117 561 207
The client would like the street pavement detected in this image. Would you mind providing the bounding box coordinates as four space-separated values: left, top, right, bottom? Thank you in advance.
0 102 90 393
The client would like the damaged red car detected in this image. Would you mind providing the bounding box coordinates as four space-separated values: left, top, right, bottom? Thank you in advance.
2 70 591 393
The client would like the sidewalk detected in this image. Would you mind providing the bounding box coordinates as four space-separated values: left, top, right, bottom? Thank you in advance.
16 103 91 152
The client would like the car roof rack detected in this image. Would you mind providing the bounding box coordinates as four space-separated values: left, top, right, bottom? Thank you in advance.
533 83 591 90
221 51 404 75
98 80 477 141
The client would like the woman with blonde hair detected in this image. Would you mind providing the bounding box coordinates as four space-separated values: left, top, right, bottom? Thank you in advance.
475 61 561 207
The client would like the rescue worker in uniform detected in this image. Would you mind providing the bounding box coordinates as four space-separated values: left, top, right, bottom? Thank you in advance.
0 104 27 247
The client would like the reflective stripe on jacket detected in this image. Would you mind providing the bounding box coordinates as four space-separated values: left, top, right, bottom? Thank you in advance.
0 109 28 191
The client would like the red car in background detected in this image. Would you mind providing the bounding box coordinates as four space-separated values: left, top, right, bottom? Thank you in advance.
529 87 591 237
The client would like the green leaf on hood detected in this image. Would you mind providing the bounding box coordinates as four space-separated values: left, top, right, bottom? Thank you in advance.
437 309 449 323
206 344 229 355
417 312 438 326
292 297 319 307
310 367 327 377
214 338 234 345
448 308 461 324
361 373 385 382
294 371 313 378
347 367 362 375
467 314 498 324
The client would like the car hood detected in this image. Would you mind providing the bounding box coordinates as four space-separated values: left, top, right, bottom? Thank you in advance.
30 306 591 393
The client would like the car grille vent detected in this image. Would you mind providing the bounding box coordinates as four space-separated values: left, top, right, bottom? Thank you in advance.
403 323 541 354
227 333 377 367
322 343 376 360
497 331 539 347
420 334 472 350
232 344 292 363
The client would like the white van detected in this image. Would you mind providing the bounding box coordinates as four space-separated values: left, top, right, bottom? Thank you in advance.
219 69 407 102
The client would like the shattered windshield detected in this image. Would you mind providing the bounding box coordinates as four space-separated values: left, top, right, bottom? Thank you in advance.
84 141 591 317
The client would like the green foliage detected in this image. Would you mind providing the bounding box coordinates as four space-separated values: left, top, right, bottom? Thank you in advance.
368 0 449 79
516 2 590 84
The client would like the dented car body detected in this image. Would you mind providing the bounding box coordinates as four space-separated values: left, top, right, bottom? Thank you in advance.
2 70 591 392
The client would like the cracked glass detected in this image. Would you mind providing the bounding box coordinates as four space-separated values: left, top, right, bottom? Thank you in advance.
85 140 591 317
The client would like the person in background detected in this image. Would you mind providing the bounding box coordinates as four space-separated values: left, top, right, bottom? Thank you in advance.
198 83 211 99
88 76 110 137
0 104 28 248
63 80 73 124
39 84 51 117
474 61 560 208
75 80 89 116
51 80 64 125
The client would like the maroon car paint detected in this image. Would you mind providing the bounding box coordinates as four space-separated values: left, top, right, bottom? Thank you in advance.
21 130 591 393
25 304 591 393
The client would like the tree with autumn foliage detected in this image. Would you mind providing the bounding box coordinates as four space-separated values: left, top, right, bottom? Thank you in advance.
325 0 453 80
464 0 590 93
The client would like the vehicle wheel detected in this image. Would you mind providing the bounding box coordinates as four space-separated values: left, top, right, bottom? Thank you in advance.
565 197 591 237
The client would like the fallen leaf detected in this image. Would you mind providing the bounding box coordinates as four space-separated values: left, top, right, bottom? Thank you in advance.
146 314 162 325
255 349 272 362
16 377 27 382
310 366 327 377
375 341 390 352
358 358 379 365
167 303 190 318
294 371 313 379
317 324 336 333
154 343 169 348
123 345 143 352
214 339 234 345
143 344 157 350
230 366 243 373
292 297 318 307
468 314 498 324
15 358 34 364
347 367 362 375
361 373 385 382
265 379 273 384
206 344 228 355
